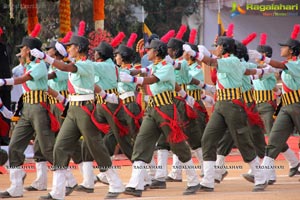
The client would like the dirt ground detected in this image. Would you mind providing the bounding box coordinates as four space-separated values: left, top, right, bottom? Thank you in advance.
0 159 300 200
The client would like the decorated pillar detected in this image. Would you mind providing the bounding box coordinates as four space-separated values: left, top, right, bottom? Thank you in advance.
59 0 71 34
93 0 105 30
21 0 38 34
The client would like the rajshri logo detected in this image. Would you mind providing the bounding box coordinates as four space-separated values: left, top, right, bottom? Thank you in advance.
231 2 246 18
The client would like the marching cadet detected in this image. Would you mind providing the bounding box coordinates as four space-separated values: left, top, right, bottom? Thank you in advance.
150 26 212 188
249 24 300 183
115 33 143 142
30 28 125 199
120 39 201 197
243 33 299 184
0 30 56 198
162 30 214 184
214 36 268 184
184 34 268 192
45 39 82 196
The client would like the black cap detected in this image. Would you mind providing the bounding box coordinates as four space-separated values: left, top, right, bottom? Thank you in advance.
94 41 113 58
167 38 184 50
278 38 300 49
146 39 165 50
16 36 42 50
257 45 273 58
146 39 168 57
145 33 160 48
114 44 134 58
234 40 247 59
65 35 89 49
45 40 56 50
216 36 236 53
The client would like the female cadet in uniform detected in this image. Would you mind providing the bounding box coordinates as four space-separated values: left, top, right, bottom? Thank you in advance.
183 36 268 192
0 36 56 198
120 39 200 197
249 27 300 183
30 34 124 199
253 40 299 179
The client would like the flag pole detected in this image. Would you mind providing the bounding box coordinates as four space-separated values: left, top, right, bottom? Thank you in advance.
142 4 145 41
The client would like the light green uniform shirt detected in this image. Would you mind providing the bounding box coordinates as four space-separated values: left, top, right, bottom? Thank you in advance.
118 67 136 94
252 63 277 91
69 59 94 94
217 54 245 89
174 58 192 85
93 58 117 90
241 60 256 92
187 62 203 90
23 58 48 92
48 66 68 91
150 60 175 96
282 59 300 94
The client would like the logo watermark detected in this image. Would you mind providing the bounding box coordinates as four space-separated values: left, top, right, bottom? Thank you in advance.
230 2 299 17
231 2 246 18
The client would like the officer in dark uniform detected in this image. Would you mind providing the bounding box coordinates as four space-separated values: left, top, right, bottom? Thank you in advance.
0 38 12 145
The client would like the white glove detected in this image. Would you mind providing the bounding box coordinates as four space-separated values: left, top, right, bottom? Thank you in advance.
55 42 68 57
0 79 5 87
263 64 276 74
165 55 174 65
0 78 14 86
105 93 119 104
30 48 45 59
201 94 215 106
198 45 217 58
250 75 260 80
0 104 13 119
99 90 119 104
119 72 144 84
183 44 196 57
119 72 134 82
202 84 216 95
56 93 68 106
185 95 195 108
274 88 282 96
140 68 149 73
30 48 54 65
248 50 263 61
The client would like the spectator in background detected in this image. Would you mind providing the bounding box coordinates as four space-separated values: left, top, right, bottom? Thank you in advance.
10 53 24 113
0 37 12 146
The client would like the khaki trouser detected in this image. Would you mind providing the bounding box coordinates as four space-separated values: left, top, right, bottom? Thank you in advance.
34 104 83 164
202 100 257 163
132 104 191 163
217 102 266 159
256 101 276 135
94 103 133 160
9 103 55 167
53 104 111 172
266 102 300 159
256 101 289 153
